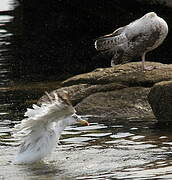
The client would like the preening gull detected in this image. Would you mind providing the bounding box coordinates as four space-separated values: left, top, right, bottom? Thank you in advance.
12 91 89 164
95 12 168 70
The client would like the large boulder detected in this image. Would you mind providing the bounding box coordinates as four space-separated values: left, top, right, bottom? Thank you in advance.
39 62 172 122
75 87 153 121
148 80 172 123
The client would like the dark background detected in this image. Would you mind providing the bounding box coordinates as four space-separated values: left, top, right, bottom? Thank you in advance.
11 0 172 82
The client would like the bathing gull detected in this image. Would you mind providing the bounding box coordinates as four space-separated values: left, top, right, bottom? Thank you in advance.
12 91 89 164
95 12 168 70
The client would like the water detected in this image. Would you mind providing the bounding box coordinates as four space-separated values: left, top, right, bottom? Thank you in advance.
2 117 172 179
1 1 172 179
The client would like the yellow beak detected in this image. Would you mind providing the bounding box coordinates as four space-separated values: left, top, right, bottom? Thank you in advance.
79 119 89 126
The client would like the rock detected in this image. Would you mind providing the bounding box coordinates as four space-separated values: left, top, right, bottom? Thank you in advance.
38 83 127 106
148 80 172 123
39 62 172 122
62 62 172 87
75 87 153 121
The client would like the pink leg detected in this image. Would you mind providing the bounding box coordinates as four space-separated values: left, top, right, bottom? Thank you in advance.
141 52 155 71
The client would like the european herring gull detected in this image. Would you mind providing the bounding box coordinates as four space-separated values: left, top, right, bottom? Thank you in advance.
12 91 89 164
95 12 168 70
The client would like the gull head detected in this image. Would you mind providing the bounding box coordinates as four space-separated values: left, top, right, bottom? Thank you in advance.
43 90 76 117
71 114 89 126
145 12 157 18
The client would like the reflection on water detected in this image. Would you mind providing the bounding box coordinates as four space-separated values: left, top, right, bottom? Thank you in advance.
2 117 172 179
0 15 13 87
0 0 19 151
0 0 18 12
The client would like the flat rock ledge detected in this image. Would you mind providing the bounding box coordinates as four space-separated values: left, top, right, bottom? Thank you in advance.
39 62 172 123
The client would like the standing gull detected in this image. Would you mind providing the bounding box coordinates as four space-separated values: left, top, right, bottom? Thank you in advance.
95 12 168 70
12 91 89 164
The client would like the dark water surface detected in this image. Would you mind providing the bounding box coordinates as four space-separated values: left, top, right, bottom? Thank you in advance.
1 1 172 180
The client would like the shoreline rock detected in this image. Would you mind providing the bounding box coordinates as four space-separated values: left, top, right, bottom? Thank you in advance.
75 87 153 119
148 80 172 124
39 62 172 123
62 62 172 87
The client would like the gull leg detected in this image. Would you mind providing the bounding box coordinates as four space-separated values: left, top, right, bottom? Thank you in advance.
141 52 146 70
141 52 156 71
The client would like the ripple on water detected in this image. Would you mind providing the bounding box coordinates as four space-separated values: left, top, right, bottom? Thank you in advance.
0 126 12 133
65 123 107 131
131 135 145 140
81 132 112 137
1 117 172 179
61 123 110 144
110 132 135 139
1 107 172 179
60 136 96 144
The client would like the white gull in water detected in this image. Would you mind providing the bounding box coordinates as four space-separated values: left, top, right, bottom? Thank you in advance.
95 12 168 70
12 91 89 164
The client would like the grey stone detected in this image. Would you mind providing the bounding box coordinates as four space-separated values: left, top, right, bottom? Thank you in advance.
39 62 172 122
148 80 172 122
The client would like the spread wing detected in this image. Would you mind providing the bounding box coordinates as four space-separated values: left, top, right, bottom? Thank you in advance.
13 91 75 137
12 91 75 164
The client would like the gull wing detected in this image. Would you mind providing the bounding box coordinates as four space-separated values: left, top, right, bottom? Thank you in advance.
96 26 126 40
13 91 75 136
95 26 128 51
12 91 75 164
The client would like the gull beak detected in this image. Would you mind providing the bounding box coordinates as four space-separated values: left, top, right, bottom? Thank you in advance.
72 114 89 126
78 119 89 126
